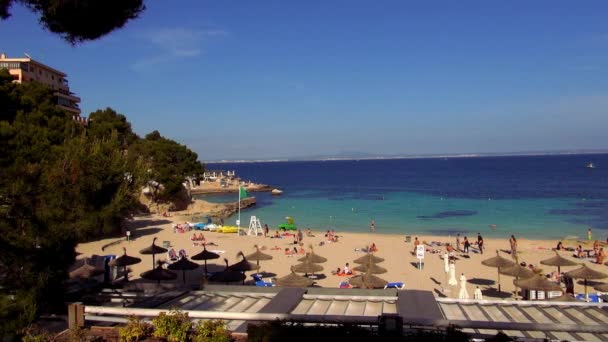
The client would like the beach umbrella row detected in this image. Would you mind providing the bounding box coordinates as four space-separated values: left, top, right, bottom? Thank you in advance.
540 251 578 274
349 273 388 289
140 262 177 283
139 237 168 269
276 267 315 287
565 264 608 300
109 248 142 282
191 245 220 274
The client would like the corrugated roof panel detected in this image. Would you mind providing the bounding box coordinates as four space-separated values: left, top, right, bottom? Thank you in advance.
227 297 258 312
211 296 243 311
479 305 509 322
246 297 272 313
325 300 349 315
307 300 331 315
458 304 495 336
382 302 397 314
583 307 608 323
564 307 602 325
291 299 314 314
363 301 383 316
500 305 545 339
344 300 366 316
541 307 576 323
574 333 603 342
174 294 215 310
195 295 229 311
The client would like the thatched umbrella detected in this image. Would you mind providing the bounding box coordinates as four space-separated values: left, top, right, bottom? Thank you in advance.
245 245 273 269
276 267 315 287
229 251 259 272
297 246 327 264
514 275 562 300
565 264 608 300
481 251 515 293
209 259 246 284
69 258 104 280
353 253 385 265
353 262 387 274
140 262 177 284
540 251 578 274
499 261 535 299
139 237 168 269
349 273 388 289
593 283 608 292
167 257 199 284
191 245 220 275
292 258 324 277
109 248 142 282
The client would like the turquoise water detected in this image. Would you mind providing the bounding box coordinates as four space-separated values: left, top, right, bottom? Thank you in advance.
199 155 608 240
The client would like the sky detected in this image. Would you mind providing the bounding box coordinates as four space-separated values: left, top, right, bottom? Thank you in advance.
2 1 608 161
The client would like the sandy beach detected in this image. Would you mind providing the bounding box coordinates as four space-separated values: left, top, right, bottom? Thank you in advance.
75 213 607 299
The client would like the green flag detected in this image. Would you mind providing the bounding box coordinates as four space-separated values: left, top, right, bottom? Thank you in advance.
239 186 248 199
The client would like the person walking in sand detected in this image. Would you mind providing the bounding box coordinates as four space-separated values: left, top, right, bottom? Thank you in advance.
477 233 484 254
588 228 592 242
463 236 470 254
264 224 269 238
370 219 375 232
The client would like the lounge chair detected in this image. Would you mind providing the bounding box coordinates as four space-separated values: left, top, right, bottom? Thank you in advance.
168 249 178 261
384 282 405 289
252 274 274 287
339 281 351 289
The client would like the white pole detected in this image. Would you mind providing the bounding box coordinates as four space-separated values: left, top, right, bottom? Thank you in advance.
237 183 241 228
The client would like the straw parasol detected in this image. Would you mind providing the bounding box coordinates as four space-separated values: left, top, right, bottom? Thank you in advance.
292 258 324 275
191 245 220 275
514 275 562 293
245 245 273 269
139 237 168 269
349 273 388 289
565 264 608 300
593 283 608 292
499 264 535 278
229 251 259 272
109 248 142 282
353 253 385 265
297 245 327 264
481 251 515 293
353 262 387 274
276 267 315 287
140 262 177 284
167 257 199 284
69 258 104 280
209 259 246 284
540 251 578 273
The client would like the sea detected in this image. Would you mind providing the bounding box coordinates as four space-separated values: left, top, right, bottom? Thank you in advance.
197 154 608 240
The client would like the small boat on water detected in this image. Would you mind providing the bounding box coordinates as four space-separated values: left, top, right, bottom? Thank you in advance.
587 163 596 169
271 189 283 195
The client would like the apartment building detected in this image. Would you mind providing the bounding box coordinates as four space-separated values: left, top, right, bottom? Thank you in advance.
0 52 81 115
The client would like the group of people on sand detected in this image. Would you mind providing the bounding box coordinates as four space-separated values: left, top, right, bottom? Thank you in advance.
190 233 206 244
325 230 339 243
332 262 353 276
284 246 305 256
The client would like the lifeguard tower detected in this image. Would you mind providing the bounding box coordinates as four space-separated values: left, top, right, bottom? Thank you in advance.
247 216 263 236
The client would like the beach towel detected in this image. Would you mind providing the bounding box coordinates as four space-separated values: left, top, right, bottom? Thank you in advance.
210 250 225 254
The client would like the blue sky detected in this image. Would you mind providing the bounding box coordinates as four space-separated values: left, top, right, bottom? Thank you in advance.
2 1 608 160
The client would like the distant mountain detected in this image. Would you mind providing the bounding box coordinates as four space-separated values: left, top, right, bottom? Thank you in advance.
206 149 608 163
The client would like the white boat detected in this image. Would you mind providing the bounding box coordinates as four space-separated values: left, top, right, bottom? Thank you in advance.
587 163 595 169
271 188 283 195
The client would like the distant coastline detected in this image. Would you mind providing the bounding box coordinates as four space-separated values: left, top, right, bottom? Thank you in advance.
206 149 608 164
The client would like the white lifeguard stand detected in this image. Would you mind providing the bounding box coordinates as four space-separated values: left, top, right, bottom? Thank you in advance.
247 216 263 236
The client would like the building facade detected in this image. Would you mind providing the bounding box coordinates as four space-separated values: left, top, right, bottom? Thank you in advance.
0 53 81 115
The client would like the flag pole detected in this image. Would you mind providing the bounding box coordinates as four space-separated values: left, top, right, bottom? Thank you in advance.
238 183 241 228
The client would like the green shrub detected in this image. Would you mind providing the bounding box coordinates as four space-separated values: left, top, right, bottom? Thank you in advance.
152 309 192 342
118 316 152 342
21 325 54 342
192 320 231 342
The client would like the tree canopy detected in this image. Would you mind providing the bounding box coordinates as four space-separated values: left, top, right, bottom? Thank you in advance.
1 0 145 43
0 69 204 337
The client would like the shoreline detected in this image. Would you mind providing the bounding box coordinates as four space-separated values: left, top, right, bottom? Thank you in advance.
76 213 608 299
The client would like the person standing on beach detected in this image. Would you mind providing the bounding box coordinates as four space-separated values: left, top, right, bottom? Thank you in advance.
264 224 269 238
456 234 461 253
463 237 470 254
509 235 517 258
477 233 484 254
370 219 375 232
413 237 420 254
588 228 592 241
297 229 303 243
